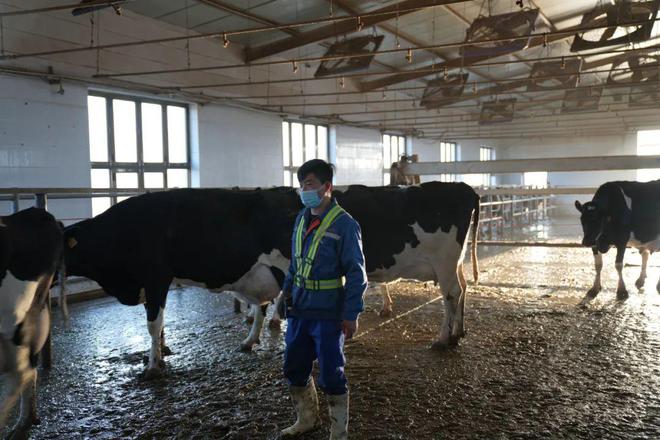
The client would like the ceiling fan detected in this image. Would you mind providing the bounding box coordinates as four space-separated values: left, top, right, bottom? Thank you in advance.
71 0 130 17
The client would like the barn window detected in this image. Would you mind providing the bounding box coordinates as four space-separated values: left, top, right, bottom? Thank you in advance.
637 130 660 182
440 141 458 182
282 121 328 186
523 172 548 188
382 134 406 185
480 146 494 187
86 92 190 216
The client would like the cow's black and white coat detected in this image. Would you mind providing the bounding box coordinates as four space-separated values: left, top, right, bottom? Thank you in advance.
63 182 479 375
576 180 660 304
0 208 62 431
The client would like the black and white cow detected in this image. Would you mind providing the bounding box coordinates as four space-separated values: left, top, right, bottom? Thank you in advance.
63 188 297 376
63 182 479 376
0 208 63 432
575 180 660 305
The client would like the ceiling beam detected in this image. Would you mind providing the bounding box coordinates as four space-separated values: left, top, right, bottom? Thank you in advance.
358 14 603 92
326 0 515 93
243 0 472 62
0 0 130 17
195 0 299 37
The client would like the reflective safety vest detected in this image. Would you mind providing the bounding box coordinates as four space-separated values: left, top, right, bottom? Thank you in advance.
293 204 346 290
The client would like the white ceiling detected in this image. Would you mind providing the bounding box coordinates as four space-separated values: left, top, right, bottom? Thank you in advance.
1 0 659 139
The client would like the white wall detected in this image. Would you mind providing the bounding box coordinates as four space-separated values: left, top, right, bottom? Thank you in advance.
411 137 499 185
334 125 383 186
0 74 287 223
0 75 92 223
411 137 443 183
197 104 283 188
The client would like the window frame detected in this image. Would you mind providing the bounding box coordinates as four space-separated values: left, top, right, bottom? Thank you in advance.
479 146 494 187
282 120 329 186
440 141 458 182
88 91 191 206
382 133 406 185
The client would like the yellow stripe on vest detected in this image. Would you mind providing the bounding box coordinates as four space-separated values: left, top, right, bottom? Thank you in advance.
293 205 346 291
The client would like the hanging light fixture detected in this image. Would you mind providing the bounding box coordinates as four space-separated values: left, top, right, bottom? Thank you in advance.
405 48 413 64
292 60 299 73
222 33 229 48
340 77 345 88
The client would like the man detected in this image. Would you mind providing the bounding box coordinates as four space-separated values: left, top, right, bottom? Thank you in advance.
280 159 368 440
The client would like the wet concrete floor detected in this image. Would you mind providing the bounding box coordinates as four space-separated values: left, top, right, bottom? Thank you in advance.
7 218 660 439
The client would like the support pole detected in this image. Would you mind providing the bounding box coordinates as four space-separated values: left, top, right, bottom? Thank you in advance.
35 193 53 369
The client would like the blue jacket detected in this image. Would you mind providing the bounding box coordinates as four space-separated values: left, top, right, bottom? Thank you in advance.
282 200 367 321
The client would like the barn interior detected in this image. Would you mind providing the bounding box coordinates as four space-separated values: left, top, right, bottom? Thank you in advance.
1 0 660 438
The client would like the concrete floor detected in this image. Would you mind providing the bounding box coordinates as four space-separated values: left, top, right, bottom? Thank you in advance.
6 216 660 439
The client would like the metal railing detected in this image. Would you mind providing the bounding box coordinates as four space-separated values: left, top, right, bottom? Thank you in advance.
476 189 556 240
1 185 593 244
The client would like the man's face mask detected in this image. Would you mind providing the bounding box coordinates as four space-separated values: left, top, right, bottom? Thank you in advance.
299 183 328 208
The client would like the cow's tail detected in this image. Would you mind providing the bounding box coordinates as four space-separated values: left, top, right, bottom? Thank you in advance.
471 195 480 284
57 257 69 321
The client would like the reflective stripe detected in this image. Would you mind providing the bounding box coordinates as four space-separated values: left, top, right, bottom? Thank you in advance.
293 277 345 290
293 204 346 291
294 214 305 270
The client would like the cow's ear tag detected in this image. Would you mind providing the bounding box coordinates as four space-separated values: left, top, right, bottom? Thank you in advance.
67 237 78 248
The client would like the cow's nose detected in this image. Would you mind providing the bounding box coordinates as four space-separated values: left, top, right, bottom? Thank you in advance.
582 238 592 247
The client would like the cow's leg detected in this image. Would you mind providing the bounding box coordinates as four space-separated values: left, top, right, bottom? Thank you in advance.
454 263 468 339
0 344 32 428
432 277 462 350
269 293 283 330
580 249 603 306
144 282 169 377
239 304 266 351
379 284 394 318
245 303 255 325
12 367 39 436
160 327 172 356
615 245 629 301
635 249 650 290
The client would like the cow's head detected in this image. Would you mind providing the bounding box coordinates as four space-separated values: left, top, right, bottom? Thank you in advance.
62 223 102 281
575 200 611 252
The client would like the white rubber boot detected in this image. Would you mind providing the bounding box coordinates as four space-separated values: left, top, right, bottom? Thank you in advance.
281 380 321 437
328 393 349 440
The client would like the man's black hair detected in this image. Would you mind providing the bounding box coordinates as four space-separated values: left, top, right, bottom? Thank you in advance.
297 159 334 184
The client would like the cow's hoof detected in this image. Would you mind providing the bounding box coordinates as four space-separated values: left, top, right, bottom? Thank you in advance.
379 309 393 318
245 316 255 325
7 424 31 440
268 319 282 330
635 278 646 290
616 288 629 301
586 287 600 298
430 340 453 351
162 345 173 356
143 367 163 380
238 342 255 352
